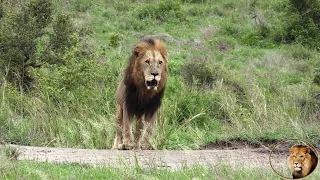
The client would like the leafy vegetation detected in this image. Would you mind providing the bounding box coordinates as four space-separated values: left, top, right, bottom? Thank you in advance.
136 0 185 22
281 0 320 48
0 0 320 151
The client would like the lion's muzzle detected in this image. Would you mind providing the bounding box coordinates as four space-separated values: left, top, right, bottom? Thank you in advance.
294 163 302 171
146 79 159 90
146 79 158 87
145 74 161 90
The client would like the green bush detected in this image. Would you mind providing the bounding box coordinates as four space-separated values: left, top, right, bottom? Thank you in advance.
36 47 102 103
314 70 320 86
181 54 228 88
136 0 185 22
73 0 93 12
281 0 320 48
186 5 213 17
240 32 274 48
181 59 219 88
109 32 123 48
287 44 313 59
0 0 89 91
181 0 209 3
173 91 225 125
0 0 53 90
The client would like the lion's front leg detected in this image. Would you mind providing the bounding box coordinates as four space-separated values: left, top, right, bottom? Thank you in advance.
121 102 135 150
112 105 123 149
135 115 144 143
137 112 157 150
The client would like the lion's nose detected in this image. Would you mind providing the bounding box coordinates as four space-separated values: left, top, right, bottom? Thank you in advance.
295 162 298 165
151 73 158 77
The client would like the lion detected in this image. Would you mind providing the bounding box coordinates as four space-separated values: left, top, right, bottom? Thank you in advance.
112 38 168 150
288 145 318 179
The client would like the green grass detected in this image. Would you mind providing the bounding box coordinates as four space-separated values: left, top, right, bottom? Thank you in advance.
0 159 294 180
1 0 320 150
0 154 319 180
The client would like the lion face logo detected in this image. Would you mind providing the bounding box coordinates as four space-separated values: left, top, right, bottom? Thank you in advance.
288 145 318 179
290 148 308 171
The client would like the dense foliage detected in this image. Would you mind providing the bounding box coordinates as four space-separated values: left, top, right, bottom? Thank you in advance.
279 0 320 48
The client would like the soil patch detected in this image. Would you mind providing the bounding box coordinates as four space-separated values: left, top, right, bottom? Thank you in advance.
200 139 280 153
6 143 274 169
201 140 261 150
5 139 318 169
201 139 320 154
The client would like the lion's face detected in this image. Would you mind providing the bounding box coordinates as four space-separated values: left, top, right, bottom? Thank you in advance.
139 50 165 90
130 39 168 92
289 149 308 171
288 145 313 177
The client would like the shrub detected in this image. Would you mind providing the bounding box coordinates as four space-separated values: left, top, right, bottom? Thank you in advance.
0 0 53 91
73 0 93 12
109 32 123 48
0 0 90 91
281 0 320 48
173 91 225 125
181 57 222 88
36 47 101 103
287 44 313 59
181 0 209 3
136 0 185 22
315 70 320 86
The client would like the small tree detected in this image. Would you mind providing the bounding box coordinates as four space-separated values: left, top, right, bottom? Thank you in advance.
0 0 80 91
283 0 320 48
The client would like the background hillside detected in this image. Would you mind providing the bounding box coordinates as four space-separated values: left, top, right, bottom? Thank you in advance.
0 0 320 150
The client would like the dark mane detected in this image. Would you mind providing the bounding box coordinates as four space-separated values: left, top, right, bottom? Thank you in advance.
144 38 155 46
125 82 165 118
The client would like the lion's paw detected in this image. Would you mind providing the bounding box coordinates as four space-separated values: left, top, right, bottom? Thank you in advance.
111 144 122 150
120 141 135 150
138 141 155 150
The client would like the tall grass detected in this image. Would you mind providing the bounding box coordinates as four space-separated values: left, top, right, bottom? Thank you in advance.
0 0 320 149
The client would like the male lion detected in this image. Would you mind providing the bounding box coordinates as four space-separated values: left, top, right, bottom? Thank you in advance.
288 145 318 179
112 38 168 150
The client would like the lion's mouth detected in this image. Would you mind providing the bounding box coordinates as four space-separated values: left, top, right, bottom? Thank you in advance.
294 167 302 171
146 79 159 90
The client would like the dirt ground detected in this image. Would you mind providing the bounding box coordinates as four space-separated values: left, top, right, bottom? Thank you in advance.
6 140 286 169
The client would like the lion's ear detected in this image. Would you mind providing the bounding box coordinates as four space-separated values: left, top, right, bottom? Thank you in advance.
289 148 294 154
133 42 148 57
133 46 142 57
306 147 311 154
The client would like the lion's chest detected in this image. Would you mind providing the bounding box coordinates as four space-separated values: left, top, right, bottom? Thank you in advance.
125 84 165 117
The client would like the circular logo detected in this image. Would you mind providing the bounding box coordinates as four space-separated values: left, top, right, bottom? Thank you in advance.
269 139 318 179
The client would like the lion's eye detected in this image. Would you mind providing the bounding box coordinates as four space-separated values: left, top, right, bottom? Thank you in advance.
145 60 150 65
159 61 163 65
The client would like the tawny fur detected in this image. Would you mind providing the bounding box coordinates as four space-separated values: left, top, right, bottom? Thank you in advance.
112 38 168 150
287 145 318 179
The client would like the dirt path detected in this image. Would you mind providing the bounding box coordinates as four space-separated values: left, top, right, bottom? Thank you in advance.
8 144 278 169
